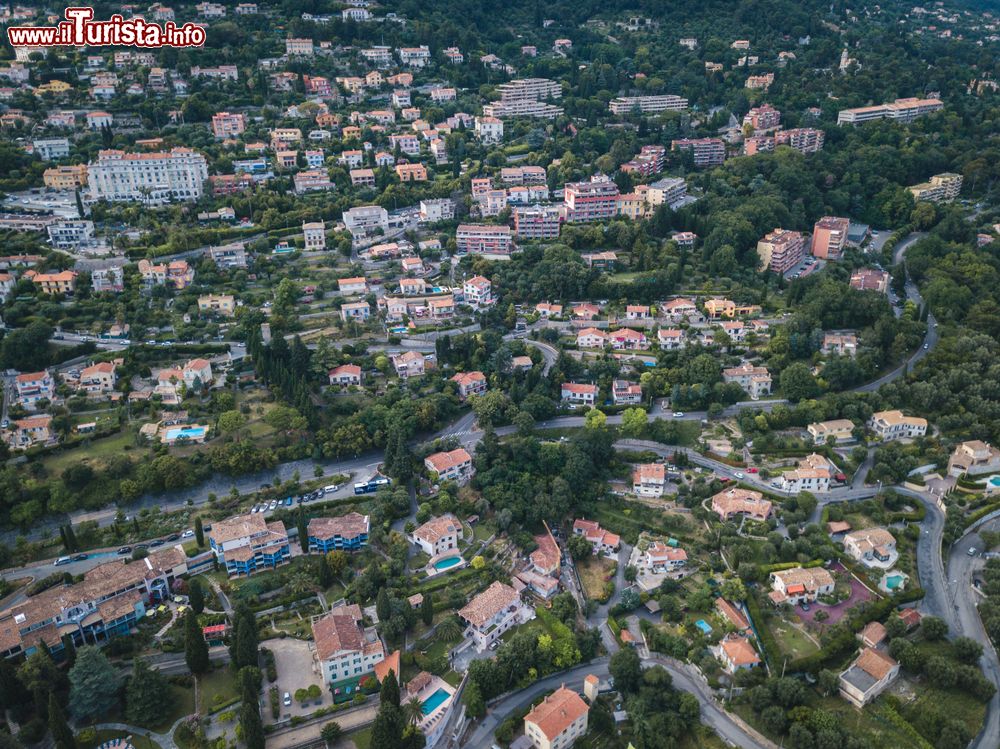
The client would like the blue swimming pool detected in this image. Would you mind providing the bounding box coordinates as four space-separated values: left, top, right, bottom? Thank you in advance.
421 688 451 716
695 619 713 635
165 426 207 441
433 555 462 571
989 476 1000 487
885 574 904 590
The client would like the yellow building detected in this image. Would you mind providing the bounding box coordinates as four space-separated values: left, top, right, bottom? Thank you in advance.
26 269 77 295
198 293 236 316
43 164 88 188
35 80 72 95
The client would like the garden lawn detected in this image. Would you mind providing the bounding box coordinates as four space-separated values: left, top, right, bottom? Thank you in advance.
577 557 615 602
348 726 372 749
767 617 820 660
41 431 137 474
197 667 241 714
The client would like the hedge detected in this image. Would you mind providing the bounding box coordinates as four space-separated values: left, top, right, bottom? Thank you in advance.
744 594 778 670
758 559 825 575
963 502 1000 530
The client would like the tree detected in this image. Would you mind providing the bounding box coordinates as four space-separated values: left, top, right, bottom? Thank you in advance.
189 578 205 614
403 696 424 725
318 554 334 588
609 647 643 695
68 646 120 721
231 604 259 670
376 589 392 623
217 410 246 434
780 362 819 402
184 609 210 674
584 408 607 430
953 636 984 664
420 592 434 626
48 694 75 749
464 681 485 719
620 408 648 437
238 667 265 749
326 550 348 577
567 534 592 560
320 722 342 746
126 658 172 727
195 516 205 547
435 616 463 643
298 505 309 553
721 578 747 602
371 671 404 749
921 616 948 641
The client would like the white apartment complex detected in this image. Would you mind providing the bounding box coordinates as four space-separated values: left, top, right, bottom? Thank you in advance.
87 148 208 204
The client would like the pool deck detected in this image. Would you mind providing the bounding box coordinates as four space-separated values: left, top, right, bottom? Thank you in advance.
424 553 467 579
412 675 455 736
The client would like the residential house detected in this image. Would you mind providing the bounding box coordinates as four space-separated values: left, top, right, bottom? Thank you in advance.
718 635 761 674
424 448 475 484
843 528 898 569
391 351 426 378
463 276 494 307
772 453 832 493
612 380 643 406
412 515 461 557
340 301 371 322
15 371 55 409
867 410 927 442
78 362 117 395
308 513 369 553
311 608 386 686
6 415 54 450
561 383 598 407
948 441 1000 477
657 329 686 350
722 362 772 400
452 371 487 400
328 364 362 387
458 581 528 651
572 519 620 555
640 541 687 572
633 463 666 497
197 294 236 317
822 333 858 357
711 488 772 521
523 686 589 749
577 328 608 349
768 567 835 605
208 514 291 577
807 419 856 445
839 648 899 707
715 597 751 633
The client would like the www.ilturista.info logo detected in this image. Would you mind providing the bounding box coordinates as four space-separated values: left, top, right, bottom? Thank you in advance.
8 7 206 48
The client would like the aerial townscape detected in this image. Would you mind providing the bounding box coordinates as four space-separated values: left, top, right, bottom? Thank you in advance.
1 0 1000 749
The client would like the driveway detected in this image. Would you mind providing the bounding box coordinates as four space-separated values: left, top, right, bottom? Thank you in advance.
263 637 325 723
797 565 873 626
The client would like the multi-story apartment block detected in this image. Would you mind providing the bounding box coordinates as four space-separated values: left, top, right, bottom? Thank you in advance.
308 513 370 553
78 361 117 395
633 463 666 497
480 189 507 217
197 293 235 316
775 127 825 153
211 112 246 138
456 224 514 256
91 265 125 293
745 73 774 90
837 97 943 125
459 581 529 650
811 216 850 259
286 38 314 56
722 362 772 399
294 170 334 193
360 46 393 66
501 166 548 185
419 198 455 223
395 163 427 182
645 176 688 208
424 448 475 484
564 176 620 222
350 169 376 187
47 220 95 250
33 138 70 160
87 148 208 204
514 205 563 239
482 100 564 118
302 221 326 250
25 270 77 295
496 78 562 102
908 172 963 203
756 228 805 274
671 137 726 167
743 104 782 131
463 276 494 307
608 95 689 115
311 606 386 685
474 116 504 143
398 46 431 67
867 410 928 442
209 514 290 577
190 65 238 80
523 687 589 749
744 135 775 156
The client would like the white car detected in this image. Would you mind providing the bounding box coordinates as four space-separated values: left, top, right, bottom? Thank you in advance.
672 412 685 418
283 692 291 706
182 530 195 538
268 500 278 511
734 472 745 479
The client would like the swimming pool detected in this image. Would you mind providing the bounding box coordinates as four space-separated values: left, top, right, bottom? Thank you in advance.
989 476 1000 487
421 688 451 716
433 555 462 571
165 426 207 441
695 619 713 635
884 574 904 590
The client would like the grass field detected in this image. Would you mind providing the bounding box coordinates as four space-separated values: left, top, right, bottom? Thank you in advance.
348 726 372 749
197 667 240 714
41 430 137 473
577 557 614 602
768 617 820 660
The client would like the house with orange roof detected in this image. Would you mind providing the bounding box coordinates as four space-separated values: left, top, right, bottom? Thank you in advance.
523 686 589 749
718 634 761 673
638 541 687 572
412 515 461 557
328 364 362 386
711 488 772 521
14 370 54 409
451 371 487 400
5 415 54 450
311 608 386 686
560 382 597 407
768 566 835 605
839 647 899 707
459 581 529 651
572 519 620 555
424 448 474 484
715 597 751 632
632 463 666 497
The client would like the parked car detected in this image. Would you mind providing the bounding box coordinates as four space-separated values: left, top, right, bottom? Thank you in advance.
182 530 195 538
672 412 685 418
747 467 758 474
150 539 165 547
54 556 72 566
268 500 278 511
324 484 340 494
734 471 745 479
968 547 978 557
72 553 88 562
800 602 810 611
117 546 132 555
283 692 292 706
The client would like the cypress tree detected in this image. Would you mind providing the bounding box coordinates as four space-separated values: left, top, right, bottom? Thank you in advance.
420 593 434 626
65 525 78 551
298 506 308 553
48 694 75 749
60 634 77 667
195 517 204 547
317 555 333 588
189 578 205 614
375 589 392 623
184 610 209 675
238 666 265 749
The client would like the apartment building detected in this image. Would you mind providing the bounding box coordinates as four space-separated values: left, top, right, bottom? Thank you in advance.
451 371 487 400
456 224 514 256
908 172 963 203
745 73 774 90
294 170 334 194
138 259 194 290
768 566 835 605
948 440 1000 477
743 135 775 156
460 581 529 651
564 176 620 222
722 362 772 399
33 138 70 160
811 216 850 259
633 463 666 497
496 78 562 102
209 514 291 577
286 37 314 55
671 137 726 167
474 116 504 143
867 410 928 441
26 270 78 295
775 127 825 153
612 380 643 405
46 220 95 250
398 45 431 67
308 513 370 553
645 177 688 208
195 293 235 317
395 163 428 182
837 97 943 125
311 607 386 685
500 166 547 185
87 148 208 204
756 228 805 274
608 94 688 114
424 448 475 484
561 382 598 407
412 515 461 557
211 112 246 138
343 205 389 239
523 687 589 749
463 276 494 307
514 204 563 239
419 198 455 223
391 351 425 378
744 104 781 131
208 244 248 269
302 221 326 250
712 486 773 521
839 648 899 707
0 546 188 659
572 519 621 555
340 301 371 322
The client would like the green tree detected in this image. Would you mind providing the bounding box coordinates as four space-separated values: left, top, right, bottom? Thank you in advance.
217 410 246 434
620 407 648 437
371 671 404 749
420 592 434 626
922 616 948 641
126 658 173 727
609 647 643 695
189 578 205 614
184 609 210 675
318 554 334 588
320 722 342 746
584 409 607 430
403 696 424 726
298 505 309 553
376 589 392 623
567 534 592 560
195 516 205 547
779 362 819 402
68 647 120 721
464 681 485 719
48 694 75 749
238 666 265 749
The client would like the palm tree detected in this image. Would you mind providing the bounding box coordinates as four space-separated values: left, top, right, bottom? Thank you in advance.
404 696 424 726
435 615 463 643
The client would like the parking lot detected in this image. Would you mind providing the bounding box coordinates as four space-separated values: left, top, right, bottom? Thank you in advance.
264 637 325 723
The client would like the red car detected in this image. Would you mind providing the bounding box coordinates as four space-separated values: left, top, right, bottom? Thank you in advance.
747 467 758 474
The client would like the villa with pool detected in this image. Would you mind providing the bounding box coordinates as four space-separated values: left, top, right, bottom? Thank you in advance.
402 671 456 747
412 514 466 575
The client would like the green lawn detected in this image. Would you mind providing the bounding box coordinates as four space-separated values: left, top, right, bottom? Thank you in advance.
197 667 241 714
348 726 372 749
471 521 494 542
768 617 820 660
77 729 161 749
42 430 137 474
